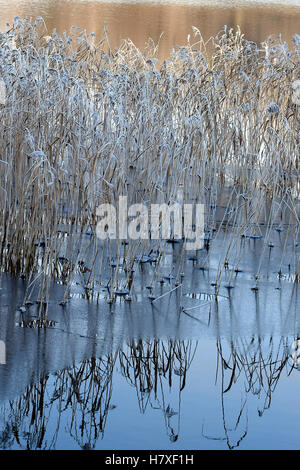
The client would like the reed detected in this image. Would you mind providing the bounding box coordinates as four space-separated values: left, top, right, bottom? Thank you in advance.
0 18 299 308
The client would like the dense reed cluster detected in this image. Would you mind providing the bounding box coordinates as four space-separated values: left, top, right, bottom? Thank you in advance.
0 17 299 306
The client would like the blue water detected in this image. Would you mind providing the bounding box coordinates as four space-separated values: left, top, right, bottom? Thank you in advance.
0 236 299 450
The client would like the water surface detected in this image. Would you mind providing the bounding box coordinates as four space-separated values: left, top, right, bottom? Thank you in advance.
0 231 300 449
0 0 300 451
0 1 299 58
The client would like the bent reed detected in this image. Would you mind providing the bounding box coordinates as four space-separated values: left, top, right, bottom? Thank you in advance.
0 17 299 308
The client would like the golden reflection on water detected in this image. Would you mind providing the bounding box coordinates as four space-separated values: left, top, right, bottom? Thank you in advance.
0 1 300 58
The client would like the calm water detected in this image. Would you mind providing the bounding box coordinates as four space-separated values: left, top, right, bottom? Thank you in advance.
0 1 300 58
0 0 300 451
0 230 300 450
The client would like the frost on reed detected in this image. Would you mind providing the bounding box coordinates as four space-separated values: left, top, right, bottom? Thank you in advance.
0 18 299 305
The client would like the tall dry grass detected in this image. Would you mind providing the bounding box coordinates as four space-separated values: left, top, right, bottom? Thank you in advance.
0 18 299 305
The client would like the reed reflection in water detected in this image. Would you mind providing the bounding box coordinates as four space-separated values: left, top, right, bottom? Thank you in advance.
0 331 299 449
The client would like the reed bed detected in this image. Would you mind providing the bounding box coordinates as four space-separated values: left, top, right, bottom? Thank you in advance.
0 18 299 308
